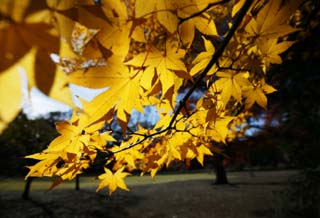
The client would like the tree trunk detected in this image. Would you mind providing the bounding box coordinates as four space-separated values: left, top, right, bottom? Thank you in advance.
75 175 80 191
214 156 228 185
22 177 33 199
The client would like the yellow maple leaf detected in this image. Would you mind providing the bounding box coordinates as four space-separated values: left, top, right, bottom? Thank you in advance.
55 6 131 61
214 71 251 105
179 3 218 46
67 54 126 88
74 68 144 132
0 3 60 93
190 37 215 76
243 81 277 110
0 58 25 133
96 167 131 195
206 116 234 143
196 144 213 166
0 1 74 125
25 112 115 182
111 142 145 169
257 38 295 68
156 0 179 33
100 0 128 22
134 0 157 17
245 0 302 39
25 153 60 178
79 7 132 60
126 41 186 96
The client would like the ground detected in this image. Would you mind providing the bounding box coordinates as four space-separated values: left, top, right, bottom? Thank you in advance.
0 170 297 218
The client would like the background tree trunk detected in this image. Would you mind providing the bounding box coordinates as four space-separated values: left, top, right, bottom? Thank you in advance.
214 156 228 185
22 177 33 199
75 175 80 191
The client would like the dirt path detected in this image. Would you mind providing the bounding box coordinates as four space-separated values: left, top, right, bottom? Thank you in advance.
0 170 297 218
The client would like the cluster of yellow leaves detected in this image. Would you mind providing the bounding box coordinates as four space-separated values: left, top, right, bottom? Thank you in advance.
25 112 115 188
0 0 303 194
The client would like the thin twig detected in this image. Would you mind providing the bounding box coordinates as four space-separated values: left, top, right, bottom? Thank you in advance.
169 0 253 128
113 127 170 154
178 0 231 24
113 0 254 155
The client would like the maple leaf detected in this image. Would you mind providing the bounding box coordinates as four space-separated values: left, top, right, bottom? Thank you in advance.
96 167 131 195
0 0 60 93
190 37 216 76
245 0 302 39
111 142 145 169
72 68 144 132
0 1 74 131
178 2 218 46
134 0 157 17
0 58 26 133
54 6 131 61
256 38 295 68
180 143 197 161
25 113 114 181
196 144 213 166
100 0 128 22
0 27 58 94
206 116 234 143
243 80 277 110
80 7 132 60
156 0 179 33
126 41 187 96
165 131 194 167
25 153 61 178
214 71 251 105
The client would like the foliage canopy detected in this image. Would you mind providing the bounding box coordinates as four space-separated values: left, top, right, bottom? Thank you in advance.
0 0 305 194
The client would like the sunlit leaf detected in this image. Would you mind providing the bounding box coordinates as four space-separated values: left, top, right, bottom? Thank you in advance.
96 167 131 195
0 64 22 133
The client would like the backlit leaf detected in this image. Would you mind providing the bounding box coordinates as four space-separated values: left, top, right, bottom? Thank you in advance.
97 167 131 195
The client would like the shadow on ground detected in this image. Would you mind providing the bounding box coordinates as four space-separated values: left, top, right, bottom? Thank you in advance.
0 170 296 218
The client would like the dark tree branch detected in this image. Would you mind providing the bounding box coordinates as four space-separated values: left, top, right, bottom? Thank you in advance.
113 127 169 154
169 0 253 128
178 0 231 24
112 0 254 155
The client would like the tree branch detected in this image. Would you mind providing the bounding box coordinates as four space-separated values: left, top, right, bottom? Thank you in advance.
112 0 254 155
178 0 231 24
169 0 253 128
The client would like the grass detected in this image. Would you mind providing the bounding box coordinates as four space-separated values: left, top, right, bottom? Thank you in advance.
0 170 298 218
0 169 295 191
0 170 216 192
